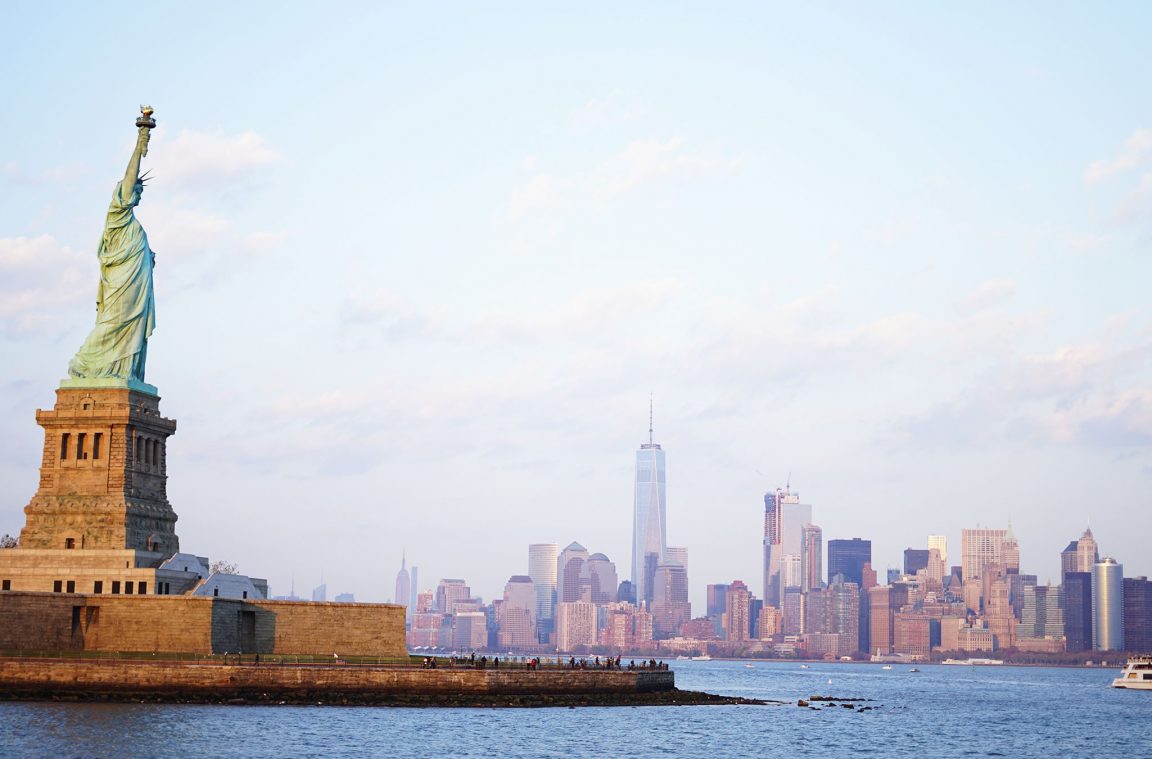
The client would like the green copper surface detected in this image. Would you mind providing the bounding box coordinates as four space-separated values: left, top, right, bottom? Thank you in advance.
67 111 157 387
59 377 158 396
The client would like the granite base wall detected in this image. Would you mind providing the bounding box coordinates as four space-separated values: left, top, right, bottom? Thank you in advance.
0 592 405 657
0 659 675 697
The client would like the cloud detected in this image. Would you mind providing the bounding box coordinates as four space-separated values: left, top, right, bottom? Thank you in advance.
0 235 91 336
1085 129 1152 184
899 335 1152 450
504 138 740 224
147 128 281 187
954 278 1016 315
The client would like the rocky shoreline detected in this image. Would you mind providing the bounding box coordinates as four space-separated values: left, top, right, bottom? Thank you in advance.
0 687 775 708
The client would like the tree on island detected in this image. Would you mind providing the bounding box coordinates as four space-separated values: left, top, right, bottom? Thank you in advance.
210 560 239 575
0 534 18 548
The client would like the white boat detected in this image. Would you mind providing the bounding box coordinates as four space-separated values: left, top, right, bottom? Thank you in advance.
691 655 712 661
1112 656 1152 690
881 665 893 670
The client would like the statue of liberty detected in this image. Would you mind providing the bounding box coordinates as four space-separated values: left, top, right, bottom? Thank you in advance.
68 107 158 386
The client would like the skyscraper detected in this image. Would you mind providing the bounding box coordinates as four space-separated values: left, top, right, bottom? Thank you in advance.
1063 572 1093 652
632 407 667 608
528 543 558 644
927 535 948 567
827 538 871 587
1123 576 1152 653
801 524 823 592
724 580 751 642
763 486 811 604
1061 527 1099 578
961 528 1008 583
903 549 930 576
585 553 618 604
1015 583 1064 643
557 542 590 603
651 562 691 639
436 578 470 614
394 554 411 619
497 575 537 649
1092 558 1124 651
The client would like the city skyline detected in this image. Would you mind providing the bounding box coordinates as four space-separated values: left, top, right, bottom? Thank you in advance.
2 5 1151 610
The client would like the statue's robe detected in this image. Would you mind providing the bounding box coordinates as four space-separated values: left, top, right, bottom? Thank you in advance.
68 182 155 381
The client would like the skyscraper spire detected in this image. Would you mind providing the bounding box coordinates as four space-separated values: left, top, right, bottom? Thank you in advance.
649 394 654 445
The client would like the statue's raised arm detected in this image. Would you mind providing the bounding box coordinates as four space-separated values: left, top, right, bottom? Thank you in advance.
119 106 155 205
65 106 159 390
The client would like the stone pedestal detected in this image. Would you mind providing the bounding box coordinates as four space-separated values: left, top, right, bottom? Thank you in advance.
19 386 179 561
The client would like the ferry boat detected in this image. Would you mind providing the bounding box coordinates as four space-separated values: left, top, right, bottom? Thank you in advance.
1111 656 1152 690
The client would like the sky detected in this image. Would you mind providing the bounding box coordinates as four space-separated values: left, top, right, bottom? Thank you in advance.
2 3 1150 611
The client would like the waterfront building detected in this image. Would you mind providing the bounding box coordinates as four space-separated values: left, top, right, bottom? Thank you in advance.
868 585 893 654
1015 583 1064 650
904 549 930 576
1092 558 1124 651
679 617 719 641
497 575 537 649
1063 572 1093 652
1061 527 1099 578
599 602 649 650
557 542 589 603
956 624 995 652
707 582 728 637
724 580 751 642
436 579 470 614
806 576 859 655
394 555 410 617
556 601 597 652
632 412 667 608
801 524 823 592
781 588 805 636
651 563 691 639
1008 573 1038 618
528 543 557 644
960 528 1008 583
452 611 488 650
985 577 1015 649
893 612 932 659
1123 577 1152 653
757 605 782 639
828 538 871 587
927 535 948 567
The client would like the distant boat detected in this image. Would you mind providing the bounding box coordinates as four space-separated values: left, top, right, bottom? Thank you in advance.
909 668 920 673
675 655 690 660
691 655 712 661
882 665 893 670
744 663 754 669
800 664 810 669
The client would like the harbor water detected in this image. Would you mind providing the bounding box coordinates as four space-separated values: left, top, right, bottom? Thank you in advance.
1 660 1148 757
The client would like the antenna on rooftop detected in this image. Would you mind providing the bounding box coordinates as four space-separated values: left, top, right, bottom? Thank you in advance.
648 394 654 445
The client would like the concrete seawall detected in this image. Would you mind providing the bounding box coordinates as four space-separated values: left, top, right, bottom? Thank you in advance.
0 658 676 704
